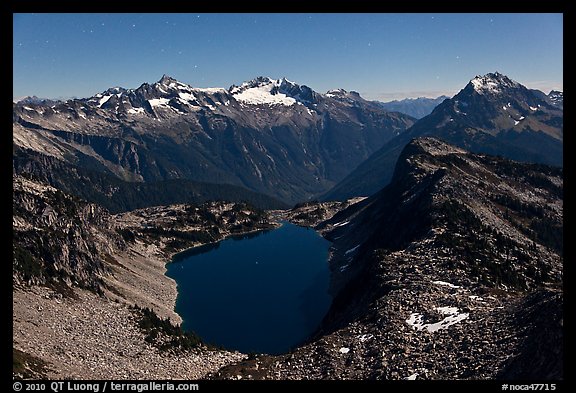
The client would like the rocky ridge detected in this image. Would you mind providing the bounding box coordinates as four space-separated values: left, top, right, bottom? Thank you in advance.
212 137 563 380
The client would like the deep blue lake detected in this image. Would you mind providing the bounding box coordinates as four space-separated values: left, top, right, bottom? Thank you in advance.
165 222 332 354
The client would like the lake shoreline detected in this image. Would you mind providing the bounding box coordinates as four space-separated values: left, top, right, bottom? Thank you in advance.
166 221 332 354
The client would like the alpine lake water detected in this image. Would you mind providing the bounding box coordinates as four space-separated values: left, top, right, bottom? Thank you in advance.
165 221 333 355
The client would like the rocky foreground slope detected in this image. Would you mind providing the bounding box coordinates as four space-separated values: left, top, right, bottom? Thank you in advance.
213 137 563 380
13 176 275 379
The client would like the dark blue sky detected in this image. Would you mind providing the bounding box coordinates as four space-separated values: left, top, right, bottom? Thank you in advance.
13 13 563 101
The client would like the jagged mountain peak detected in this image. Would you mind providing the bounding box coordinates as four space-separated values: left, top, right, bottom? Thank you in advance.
151 75 192 92
229 76 317 107
229 76 277 92
326 88 353 97
229 76 303 93
548 90 563 109
322 72 563 202
469 72 521 95
102 86 127 95
158 74 177 84
15 95 61 107
16 95 42 104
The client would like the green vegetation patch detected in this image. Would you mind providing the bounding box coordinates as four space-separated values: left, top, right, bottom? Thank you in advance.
130 305 204 352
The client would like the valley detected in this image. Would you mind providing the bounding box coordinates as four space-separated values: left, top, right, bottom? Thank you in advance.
13 135 562 380
13 72 563 381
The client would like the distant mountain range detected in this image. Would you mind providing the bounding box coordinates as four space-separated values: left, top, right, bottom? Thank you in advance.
15 95 61 107
13 72 562 207
13 75 414 206
375 96 450 119
323 72 563 201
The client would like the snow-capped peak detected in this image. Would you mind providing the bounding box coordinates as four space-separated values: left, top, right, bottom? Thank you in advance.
229 77 279 94
470 72 520 95
324 89 363 103
326 88 347 97
104 86 126 95
547 90 563 109
229 77 300 106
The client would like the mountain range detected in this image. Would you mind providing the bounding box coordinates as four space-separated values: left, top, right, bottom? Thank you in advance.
323 72 563 201
13 72 562 208
12 71 563 379
375 96 450 119
13 75 414 206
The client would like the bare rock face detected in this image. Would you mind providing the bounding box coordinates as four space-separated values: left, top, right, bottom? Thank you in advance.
13 175 121 293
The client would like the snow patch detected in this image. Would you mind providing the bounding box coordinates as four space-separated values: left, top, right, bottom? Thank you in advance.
469 295 484 301
148 98 170 107
127 107 145 115
406 373 418 380
333 220 350 228
98 95 112 107
23 106 35 111
345 245 360 255
178 92 196 102
432 280 460 289
339 347 350 354
406 306 469 333
232 79 297 106
196 87 227 94
358 334 372 342
472 78 501 94
530 106 537 111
